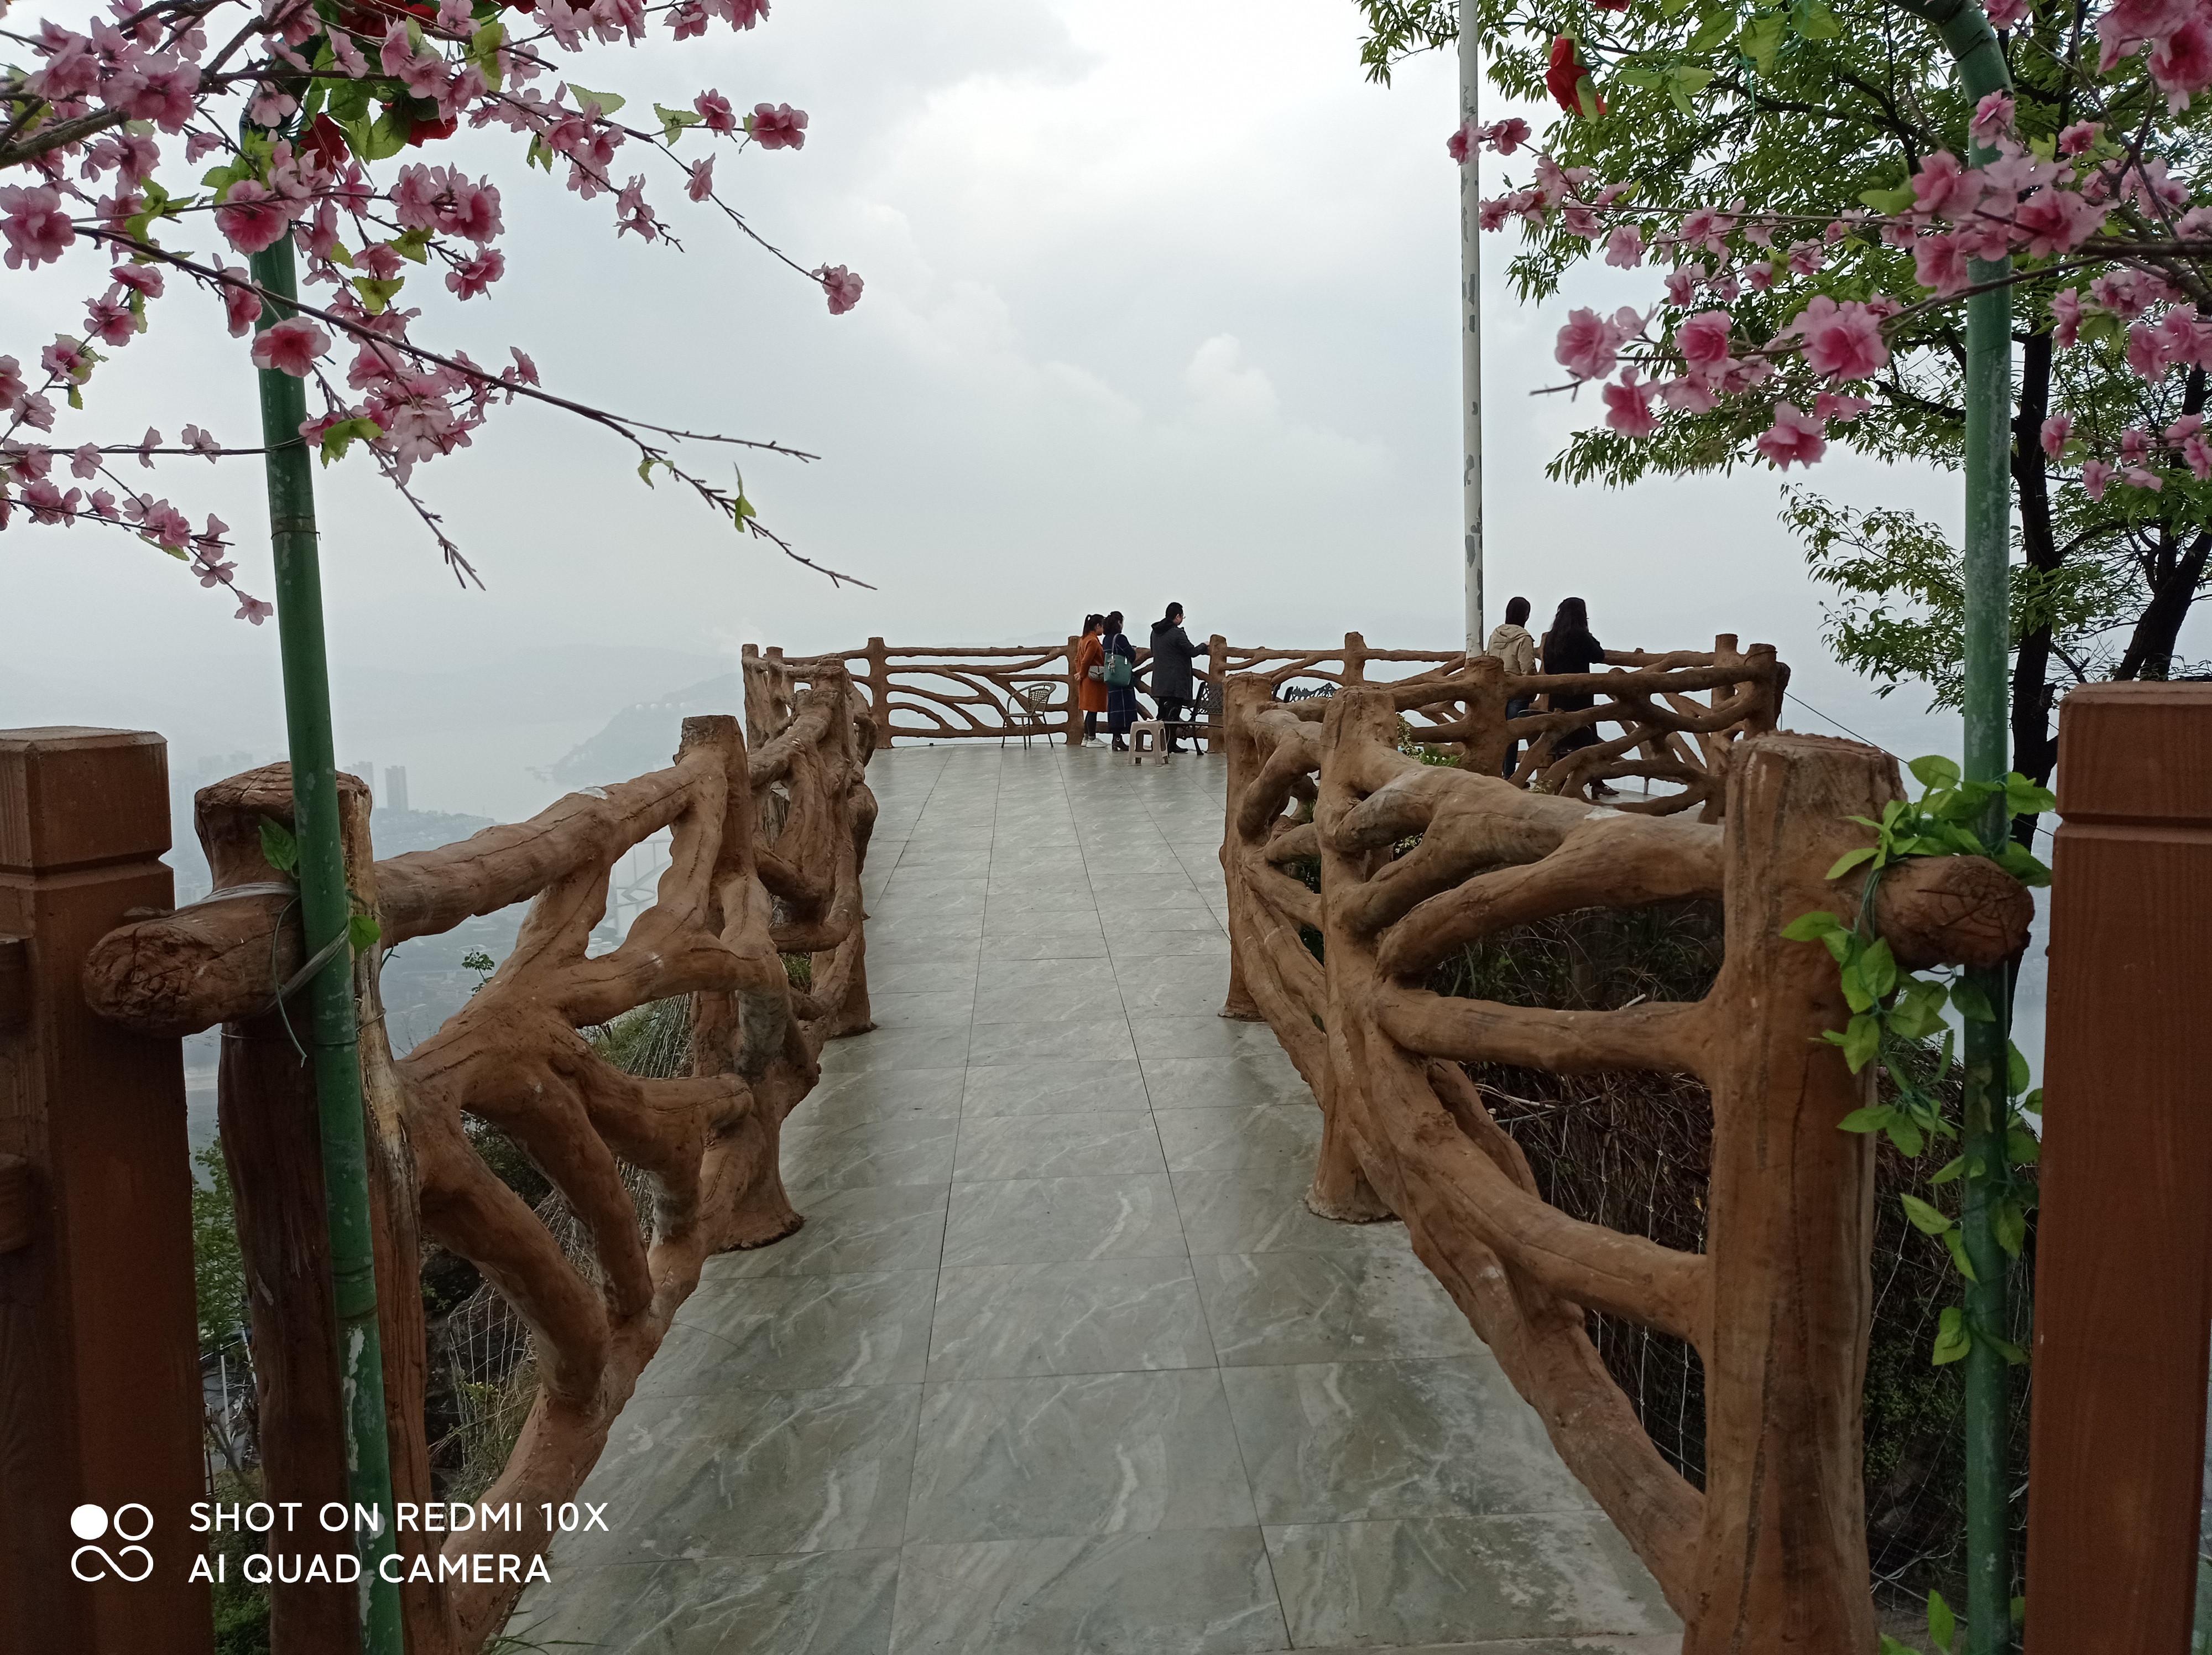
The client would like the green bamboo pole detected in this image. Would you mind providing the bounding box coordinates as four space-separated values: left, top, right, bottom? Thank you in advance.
1906 1 2017 1647
248 232 404 1653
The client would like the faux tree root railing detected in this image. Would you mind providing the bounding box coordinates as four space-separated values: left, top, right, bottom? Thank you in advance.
81 667 877 1654
1217 655 2031 1653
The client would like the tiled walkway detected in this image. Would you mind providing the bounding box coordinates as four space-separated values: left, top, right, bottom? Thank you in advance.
519 745 1679 1654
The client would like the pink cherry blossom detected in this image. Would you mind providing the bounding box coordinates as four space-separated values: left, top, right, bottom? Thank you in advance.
2041 415 2074 457
2013 187 2104 258
1745 261 1775 291
2059 121 2104 155
2081 459 2116 499
20 478 82 524
1663 264 1705 307
1602 372 1658 437
1447 119 1474 164
70 443 101 480
1 186 77 270
750 103 808 150
1985 0 2030 26
2152 12 2212 107
1604 225 1645 269
816 264 865 315
2121 426 2153 464
2127 320 2176 378
249 316 331 377
1756 404 1828 470
1786 240 1825 277
1658 376 1719 414
1554 306 1629 380
1914 233 1971 297
2052 288 2084 347
110 264 163 298
446 251 506 300
1792 296 1890 381
1970 92 2017 143
235 596 275 625
1478 197 1510 232
41 338 88 381
84 298 135 347
2187 434 2212 479
1677 310 1734 375
695 90 738 133
182 424 221 460
688 155 717 202
1813 391 1872 423
215 180 293 255
1911 152 1984 221
1484 118 1532 155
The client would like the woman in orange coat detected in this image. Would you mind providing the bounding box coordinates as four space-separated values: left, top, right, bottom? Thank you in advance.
1074 613 1107 743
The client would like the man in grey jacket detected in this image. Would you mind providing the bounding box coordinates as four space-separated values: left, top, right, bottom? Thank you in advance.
1148 603 1201 752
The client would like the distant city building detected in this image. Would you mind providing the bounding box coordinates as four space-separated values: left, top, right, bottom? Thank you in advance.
386 764 410 815
349 759 376 802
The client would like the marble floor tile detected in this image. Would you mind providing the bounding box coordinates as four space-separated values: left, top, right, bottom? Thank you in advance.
1118 956 1233 1013
1130 1014 1288 1061
890 1531 1287 1655
820 1026 971 1075
779 1115 960 1193
927 1257 1214 1379
864 912 987 946
979 907 1109 941
959 1058 1150 1117
906 1370 1257 1542
1084 882 1208 909
569 1386 920 1563
1141 1054 1312 1111
863 991 976 1030
1172 1165 1408 1257
972 979 1126 1023
706 1185 947 1279
1154 1105 1322 1173
980 886 1098 913
1222 1357 1598 1523
974 954 1121 992
966 1017 1135 1064
979 928 1112 961
642 1272 936 1393
1263 1515 1679 1648
942 1173 1187 1264
863 959 981 995
864 933 984 969
1195 1251 1484 1367
952 1110 1166 1181
1095 907 1226 936
799 1068 967 1129
1108 928 1233 959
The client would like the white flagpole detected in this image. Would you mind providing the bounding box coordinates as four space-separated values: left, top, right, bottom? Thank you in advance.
1458 0 1485 654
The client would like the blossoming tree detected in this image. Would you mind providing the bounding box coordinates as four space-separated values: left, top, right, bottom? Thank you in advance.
1364 0 2212 1647
3 2 862 1644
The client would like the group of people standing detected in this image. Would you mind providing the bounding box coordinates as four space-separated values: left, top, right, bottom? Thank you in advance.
1073 605 1204 751
1484 594 1619 797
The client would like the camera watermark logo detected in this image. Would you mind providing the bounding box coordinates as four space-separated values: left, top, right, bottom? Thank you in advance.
70 1503 155 1583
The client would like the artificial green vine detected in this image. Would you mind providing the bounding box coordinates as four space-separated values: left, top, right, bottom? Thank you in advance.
1782 756 2055 1371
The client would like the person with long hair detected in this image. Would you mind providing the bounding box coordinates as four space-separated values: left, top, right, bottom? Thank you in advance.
1486 594 1536 778
1148 602 1200 752
1101 610 1141 751
1539 596 1620 798
1074 613 1107 743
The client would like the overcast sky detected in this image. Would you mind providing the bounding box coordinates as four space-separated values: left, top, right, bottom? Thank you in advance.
6 0 1983 813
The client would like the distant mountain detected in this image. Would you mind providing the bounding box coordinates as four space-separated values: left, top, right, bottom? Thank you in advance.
536 674 745 789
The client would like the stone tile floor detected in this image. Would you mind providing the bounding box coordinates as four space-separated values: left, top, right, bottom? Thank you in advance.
517 744 1679 1655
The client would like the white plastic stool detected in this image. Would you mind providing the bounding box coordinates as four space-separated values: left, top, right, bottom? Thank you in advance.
1129 720 1172 764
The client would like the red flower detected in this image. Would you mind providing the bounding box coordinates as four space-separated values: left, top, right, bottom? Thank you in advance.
406 114 458 147
304 113 352 175
1546 35 1605 119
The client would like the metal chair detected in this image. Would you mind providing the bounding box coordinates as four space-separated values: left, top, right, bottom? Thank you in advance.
1006 680 1062 749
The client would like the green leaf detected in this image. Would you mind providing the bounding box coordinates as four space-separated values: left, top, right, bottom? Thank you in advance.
1885 1113 1925 1157
1841 1012 1881 1073
1940 1225 1979 1281
389 227 432 264
1994 1196 2027 1257
1878 1637 1919 1655
528 134 555 171
363 111 410 161
1782 909 1845 940
1689 3 1738 50
1859 182 1915 213
347 912 382 953
2006 1126 2041 1165
1860 937 1897 1001
1819 929 1853 965
1985 1330 2030 1365
2004 774 2057 817
638 456 659 486
568 81 627 116
1887 976 1947 1040
471 18 505 90
2007 1040 2031 1097
1995 839 2052 887
733 491 758 526
1738 8 1786 69
655 100 706 143
1928 1588 1957 1654
1837 1105 1892 1134
1900 1193 1953 1235
351 274 406 314
319 415 384 466
1929 1154 1966 1184
1791 0 1841 38
1949 977 1996 1022
1824 845 1877 881
259 816 300 876
1908 753 1961 789
1932 1306 1970 1365
1839 957 1875 1013
1667 64 1714 113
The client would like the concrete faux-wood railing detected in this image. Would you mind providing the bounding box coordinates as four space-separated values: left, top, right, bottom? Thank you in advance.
72 669 877 1654
1214 658 2033 1654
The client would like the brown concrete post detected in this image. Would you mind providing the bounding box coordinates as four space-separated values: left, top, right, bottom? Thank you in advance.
0 727 213 1655
1204 634 1228 755
1218 678 1266 1022
1343 631 1368 686
865 637 891 751
2025 683 2212 1655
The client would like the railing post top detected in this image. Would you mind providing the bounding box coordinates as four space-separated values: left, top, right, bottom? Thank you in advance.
1714 633 1740 655
2056 681 2212 824
741 643 759 659
0 726 169 874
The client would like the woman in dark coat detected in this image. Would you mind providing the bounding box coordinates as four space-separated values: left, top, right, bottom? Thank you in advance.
1538 596 1619 798
1147 602 1199 752
1102 610 1141 751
